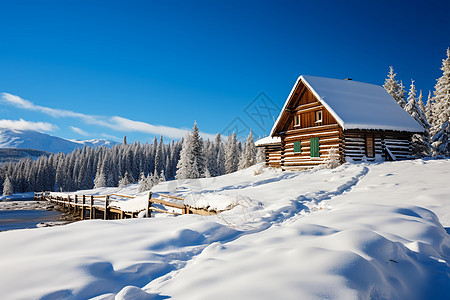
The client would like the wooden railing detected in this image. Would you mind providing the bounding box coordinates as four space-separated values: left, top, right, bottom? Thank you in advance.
33 192 203 220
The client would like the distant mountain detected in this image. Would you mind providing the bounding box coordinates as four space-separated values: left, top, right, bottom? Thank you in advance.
0 128 120 154
68 139 119 149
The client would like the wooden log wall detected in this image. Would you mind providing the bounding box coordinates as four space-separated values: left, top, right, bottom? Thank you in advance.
344 131 382 162
273 84 343 171
264 144 282 168
383 134 412 160
343 130 413 161
281 124 343 171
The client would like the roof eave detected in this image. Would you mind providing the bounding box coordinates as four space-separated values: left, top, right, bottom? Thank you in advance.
300 75 345 129
269 76 303 137
270 75 345 137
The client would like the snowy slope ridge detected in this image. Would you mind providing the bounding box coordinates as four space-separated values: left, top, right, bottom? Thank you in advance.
0 160 449 299
0 128 118 153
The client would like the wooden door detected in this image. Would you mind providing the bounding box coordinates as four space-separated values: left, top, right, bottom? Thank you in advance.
366 135 374 158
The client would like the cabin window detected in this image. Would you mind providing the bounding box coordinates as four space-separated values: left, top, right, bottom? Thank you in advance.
310 138 320 157
315 110 323 123
293 141 302 153
366 135 375 158
294 115 300 127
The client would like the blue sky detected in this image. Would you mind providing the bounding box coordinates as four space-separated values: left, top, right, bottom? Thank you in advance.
0 0 449 143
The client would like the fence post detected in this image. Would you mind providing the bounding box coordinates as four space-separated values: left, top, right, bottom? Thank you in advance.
104 195 109 220
147 192 152 218
74 195 78 215
90 195 94 219
81 195 86 220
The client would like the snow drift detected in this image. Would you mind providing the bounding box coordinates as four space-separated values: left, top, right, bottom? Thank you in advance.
0 160 449 299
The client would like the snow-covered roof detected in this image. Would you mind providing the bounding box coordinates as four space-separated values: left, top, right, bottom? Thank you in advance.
255 136 281 146
271 75 424 136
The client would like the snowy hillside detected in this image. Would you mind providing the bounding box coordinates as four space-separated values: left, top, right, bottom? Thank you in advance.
0 128 118 153
0 148 49 165
0 160 449 299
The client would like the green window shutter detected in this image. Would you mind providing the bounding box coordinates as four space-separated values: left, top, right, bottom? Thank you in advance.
310 138 320 157
293 141 302 153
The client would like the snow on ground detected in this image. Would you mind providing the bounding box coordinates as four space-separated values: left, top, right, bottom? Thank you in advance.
0 160 449 299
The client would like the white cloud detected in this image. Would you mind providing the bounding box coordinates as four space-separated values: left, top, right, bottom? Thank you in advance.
1 93 217 140
0 119 58 132
101 133 121 141
70 126 89 136
1 92 109 126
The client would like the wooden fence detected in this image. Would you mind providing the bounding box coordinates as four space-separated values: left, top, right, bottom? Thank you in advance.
33 192 214 220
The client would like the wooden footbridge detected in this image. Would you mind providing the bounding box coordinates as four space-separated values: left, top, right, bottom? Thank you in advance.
34 192 217 220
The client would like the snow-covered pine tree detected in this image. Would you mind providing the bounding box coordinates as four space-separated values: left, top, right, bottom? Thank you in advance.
425 91 434 127
404 80 431 156
164 157 172 180
175 123 205 179
171 140 183 178
165 141 176 180
150 137 158 171
383 66 398 96
418 90 426 122
191 122 205 176
224 132 239 174
430 48 450 156
138 172 150 192
154 136 164 176
203 140 213 176
256 146 265 163
238 150 245 170
216 142 226 176
238 131 257 170
118 171 133 188
153 171 160 186
159 170 166 182
396 80 407 108
93 172 106 189
131 143 141 181
176 132 195 179
2 176 13 195
176 137 190 180
383 66 407 108
405 80 428 128
215 134 225 176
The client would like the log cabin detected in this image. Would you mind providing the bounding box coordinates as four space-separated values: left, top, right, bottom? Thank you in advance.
255 75 424 170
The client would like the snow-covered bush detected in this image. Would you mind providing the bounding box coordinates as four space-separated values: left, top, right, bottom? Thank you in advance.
138 173 156 192
324 148 341 169
118 172 134 188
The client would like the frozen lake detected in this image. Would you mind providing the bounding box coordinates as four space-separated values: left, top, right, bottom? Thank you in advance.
0 209 62 231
